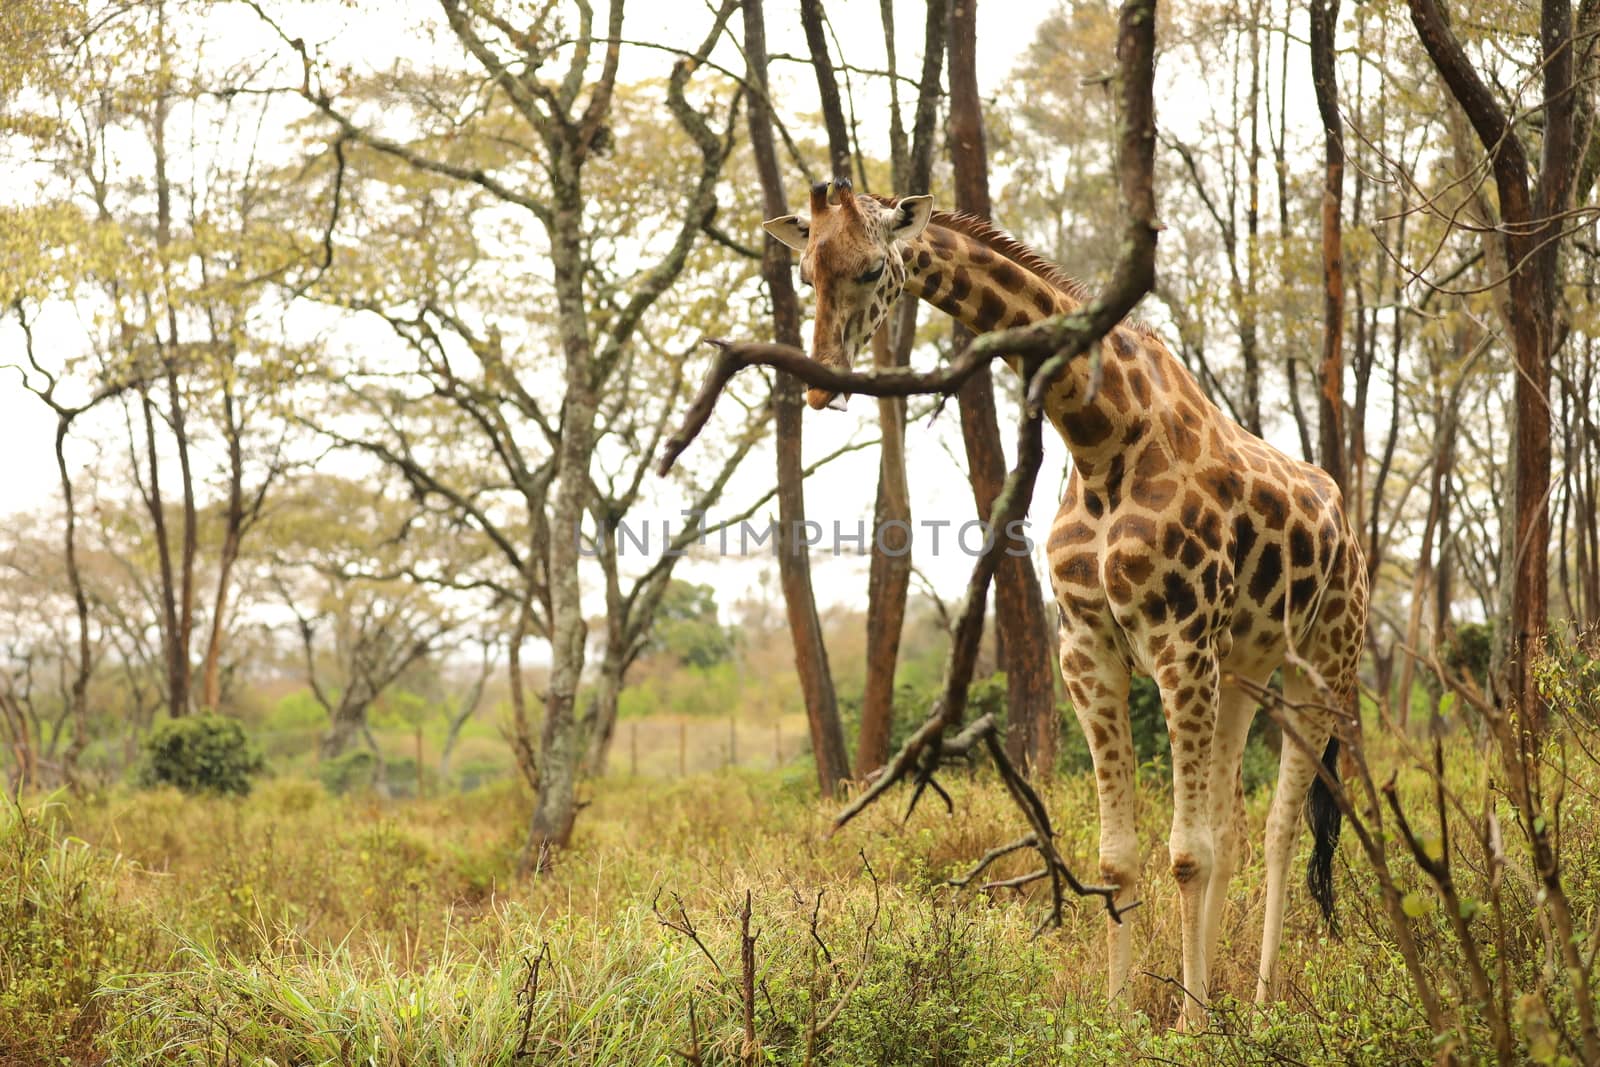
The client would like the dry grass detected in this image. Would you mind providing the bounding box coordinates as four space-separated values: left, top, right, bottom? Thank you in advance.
6 708 1593 1064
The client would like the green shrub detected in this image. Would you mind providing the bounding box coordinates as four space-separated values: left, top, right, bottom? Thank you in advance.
1060 675 1280 792
874 671 1013 761
382 755 421 798
812 902 1055 1065
318 749 378 795
136 714 265 796
1442 621 1493 689
450 756 508 792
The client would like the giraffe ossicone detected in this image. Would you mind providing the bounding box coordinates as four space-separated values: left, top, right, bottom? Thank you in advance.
766 178 1369 1030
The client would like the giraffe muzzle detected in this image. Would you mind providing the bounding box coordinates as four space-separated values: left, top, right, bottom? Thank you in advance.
805 386 850 411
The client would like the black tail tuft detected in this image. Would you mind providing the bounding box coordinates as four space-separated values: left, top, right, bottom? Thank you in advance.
1305 736 1341 935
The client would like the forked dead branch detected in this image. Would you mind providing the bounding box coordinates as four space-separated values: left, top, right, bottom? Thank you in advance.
661 337 1134 931
657 0 1159 934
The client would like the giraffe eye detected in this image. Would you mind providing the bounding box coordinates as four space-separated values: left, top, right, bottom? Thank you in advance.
856 262 885 284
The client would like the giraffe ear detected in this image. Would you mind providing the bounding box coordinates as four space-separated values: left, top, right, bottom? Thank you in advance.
890 195 933 242
762 214 810 252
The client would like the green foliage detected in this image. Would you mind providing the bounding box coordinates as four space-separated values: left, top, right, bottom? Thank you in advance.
318 748 377 795
7 733 1594 1064
811 904 1055 1065
382 756 422 798
848 670 1014 763
450 755 510 792
1058 674 1170 779
618 659 743 719
1240 735 1279 795
370 687 431 730
1533 630 1600 720
1128 674 1168 767
648 581 736 669
1060 674 1278 793
135 714 265 796
1443 621 1494 689
265 690 331 733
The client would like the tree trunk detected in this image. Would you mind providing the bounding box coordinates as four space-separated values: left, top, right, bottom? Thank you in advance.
54 418 92 780
583 644 625 776
948 0 1057 775
523 186 596 866
437 654 490 783
148 19 197 719
798 0 855 183
745 0 851 796
1407 0 1572 728
855 0 946 779
1238 0 1263 439
857 325 913 777
199 528 239 712
200 383 249 712
1309 0 1348 494
0 688 38 792
138 385 188 718
319 692 373 760
1272 3 1315 464
505 584 539 790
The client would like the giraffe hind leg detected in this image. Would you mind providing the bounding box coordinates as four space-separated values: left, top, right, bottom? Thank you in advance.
1200 681 1260 977
1254 667 1343 1004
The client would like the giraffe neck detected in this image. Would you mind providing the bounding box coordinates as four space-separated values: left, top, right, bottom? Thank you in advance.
899 221 1197 475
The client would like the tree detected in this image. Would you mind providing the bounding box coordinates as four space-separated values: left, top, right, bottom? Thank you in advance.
1309 0 1347 493
266 476 469 759
1406 0 1576 725
948 0 1057 774
269 0 750 856
855 0 947 780
647 582 734 669
3 0 306 724
744 0 853 796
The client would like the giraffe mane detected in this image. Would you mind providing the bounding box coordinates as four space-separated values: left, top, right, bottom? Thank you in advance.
929 208 1094 302
868 194 1155 337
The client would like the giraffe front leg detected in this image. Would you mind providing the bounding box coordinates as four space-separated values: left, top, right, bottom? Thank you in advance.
1159 650 1219 1031
1060 635 1135 1000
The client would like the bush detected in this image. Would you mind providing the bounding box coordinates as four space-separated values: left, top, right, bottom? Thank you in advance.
136 714 264 796
318 749 378 795
869 671 1013 761
1441 620 1493 689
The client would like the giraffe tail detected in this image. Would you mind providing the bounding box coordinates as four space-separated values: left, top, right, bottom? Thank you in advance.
1305 736 1341 934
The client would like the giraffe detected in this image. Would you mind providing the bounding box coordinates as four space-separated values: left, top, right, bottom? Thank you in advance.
763 179 1368 1028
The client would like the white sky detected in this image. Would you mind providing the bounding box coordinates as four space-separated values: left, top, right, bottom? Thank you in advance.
0 0 1336 635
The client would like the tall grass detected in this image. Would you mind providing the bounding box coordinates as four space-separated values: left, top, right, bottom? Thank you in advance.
6 671 1598 1064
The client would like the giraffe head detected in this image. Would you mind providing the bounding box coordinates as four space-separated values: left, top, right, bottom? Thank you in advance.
763 178 934 410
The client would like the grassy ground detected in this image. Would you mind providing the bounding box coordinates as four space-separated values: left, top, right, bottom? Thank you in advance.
2 719 1590 1065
